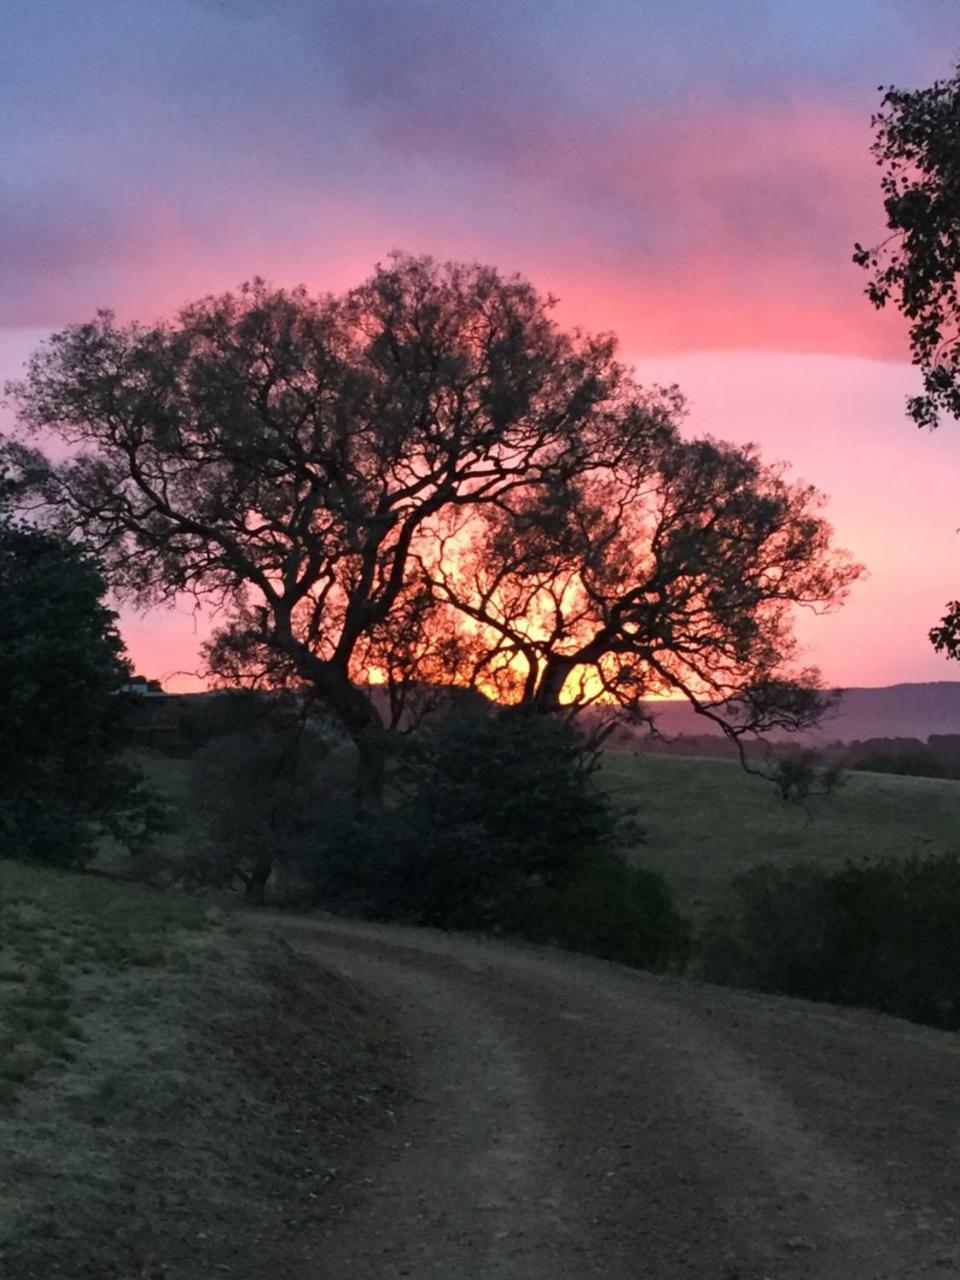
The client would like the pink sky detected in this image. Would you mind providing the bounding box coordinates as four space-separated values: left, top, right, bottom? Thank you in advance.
5 333 957 693
3 2 959 691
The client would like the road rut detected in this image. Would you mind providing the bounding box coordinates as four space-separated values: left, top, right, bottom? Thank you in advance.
265 917 960 1279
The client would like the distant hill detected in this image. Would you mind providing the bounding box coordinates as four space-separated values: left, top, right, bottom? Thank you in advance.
138 679 960 751
636 683 960 746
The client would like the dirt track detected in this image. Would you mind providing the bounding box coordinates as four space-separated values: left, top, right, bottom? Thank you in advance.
265 916 960 1279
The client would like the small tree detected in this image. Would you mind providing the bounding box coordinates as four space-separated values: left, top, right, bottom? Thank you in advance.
312 709 613 925
771 749 845 805
0 475 152 865
309 708 690 969
185 695 330 900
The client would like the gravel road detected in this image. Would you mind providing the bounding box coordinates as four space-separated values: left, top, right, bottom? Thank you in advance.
266 916 960 1279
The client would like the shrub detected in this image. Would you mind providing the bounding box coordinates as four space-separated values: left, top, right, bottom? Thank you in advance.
698 851 960 1029
306 710 689 971
0 518 158 866
309 710 612 922
771 749 845 804
183 698 333 899
505 849 691 971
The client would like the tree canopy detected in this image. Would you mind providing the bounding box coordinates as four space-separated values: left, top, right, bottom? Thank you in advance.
854 64 960 430
0 467 148 864
855 66 960 656
4 255 859 796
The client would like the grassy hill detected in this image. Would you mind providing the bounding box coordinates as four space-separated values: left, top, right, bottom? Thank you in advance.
601 751 960 919
129 740 960 928
0 860 402 1279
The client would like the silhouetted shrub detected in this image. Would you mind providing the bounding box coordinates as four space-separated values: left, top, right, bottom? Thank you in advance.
0 519 159 866
698 852 960 1029
505 848 691 971
310 711 609 920
771 750 845 804
180 697 334 898
306 710 689 971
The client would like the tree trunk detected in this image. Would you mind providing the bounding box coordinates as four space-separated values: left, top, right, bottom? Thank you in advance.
275 629 387 812
530 657 575 715
304 666 386 813
245 853 274 903
354 724 386 813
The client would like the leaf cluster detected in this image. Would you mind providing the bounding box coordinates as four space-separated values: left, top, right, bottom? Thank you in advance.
700 852 960 1030
0 514 156 865
854 67 960 428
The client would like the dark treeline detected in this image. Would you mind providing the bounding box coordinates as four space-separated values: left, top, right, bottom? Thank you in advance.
843 735 960 780
605 722 960 781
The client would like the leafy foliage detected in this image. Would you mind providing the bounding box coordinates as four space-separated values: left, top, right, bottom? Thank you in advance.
506 848 691 971
855 65 960 431
311 711 609 922
5 255 858 801
0 503 155 865
308 711 689 971
180 692 333 898
856 66 960 658
771 749 845 804
699 853 960 1030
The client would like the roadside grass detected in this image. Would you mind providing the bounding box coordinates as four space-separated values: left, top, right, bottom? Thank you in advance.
0 860 403 1278
0 859 208 1103
601 751 960 919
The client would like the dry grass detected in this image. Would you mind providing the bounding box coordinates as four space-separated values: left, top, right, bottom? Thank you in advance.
0 862 404 1278
0 861 210 1103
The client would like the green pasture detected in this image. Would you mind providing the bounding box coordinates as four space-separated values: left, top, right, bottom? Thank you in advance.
601 752 960 919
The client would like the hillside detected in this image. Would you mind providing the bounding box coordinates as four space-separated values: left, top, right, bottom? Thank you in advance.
0 862 403 1279
631 681 960 745
601 751 960 918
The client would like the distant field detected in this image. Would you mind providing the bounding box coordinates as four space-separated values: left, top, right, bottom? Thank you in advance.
129 742 960 926
601 752 960 919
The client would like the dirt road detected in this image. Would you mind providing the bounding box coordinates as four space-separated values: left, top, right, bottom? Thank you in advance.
267 916 960 1279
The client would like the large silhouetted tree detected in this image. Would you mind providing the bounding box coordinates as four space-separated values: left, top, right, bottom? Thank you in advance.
855 65 960 655
5 255 858 797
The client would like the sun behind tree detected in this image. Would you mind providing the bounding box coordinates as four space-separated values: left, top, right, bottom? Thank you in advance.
3 255 860 804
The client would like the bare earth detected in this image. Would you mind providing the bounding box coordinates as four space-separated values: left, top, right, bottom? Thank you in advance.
263 915 960 1280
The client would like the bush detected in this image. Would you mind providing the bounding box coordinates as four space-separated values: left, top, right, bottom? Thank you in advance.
309 710 612 922
506 849 691 971
0 518 157 866
771 749 845 804
182 693 334 898
698 851 960 1029
306 710 689 971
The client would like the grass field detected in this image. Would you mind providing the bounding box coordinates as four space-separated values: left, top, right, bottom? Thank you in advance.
0 858 401 1277
0 860 210 1103
601 752 960 919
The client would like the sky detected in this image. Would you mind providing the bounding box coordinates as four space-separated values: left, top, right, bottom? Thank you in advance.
2 0 960 690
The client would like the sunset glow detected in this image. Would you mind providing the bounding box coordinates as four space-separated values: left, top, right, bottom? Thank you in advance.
3 1 959 691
